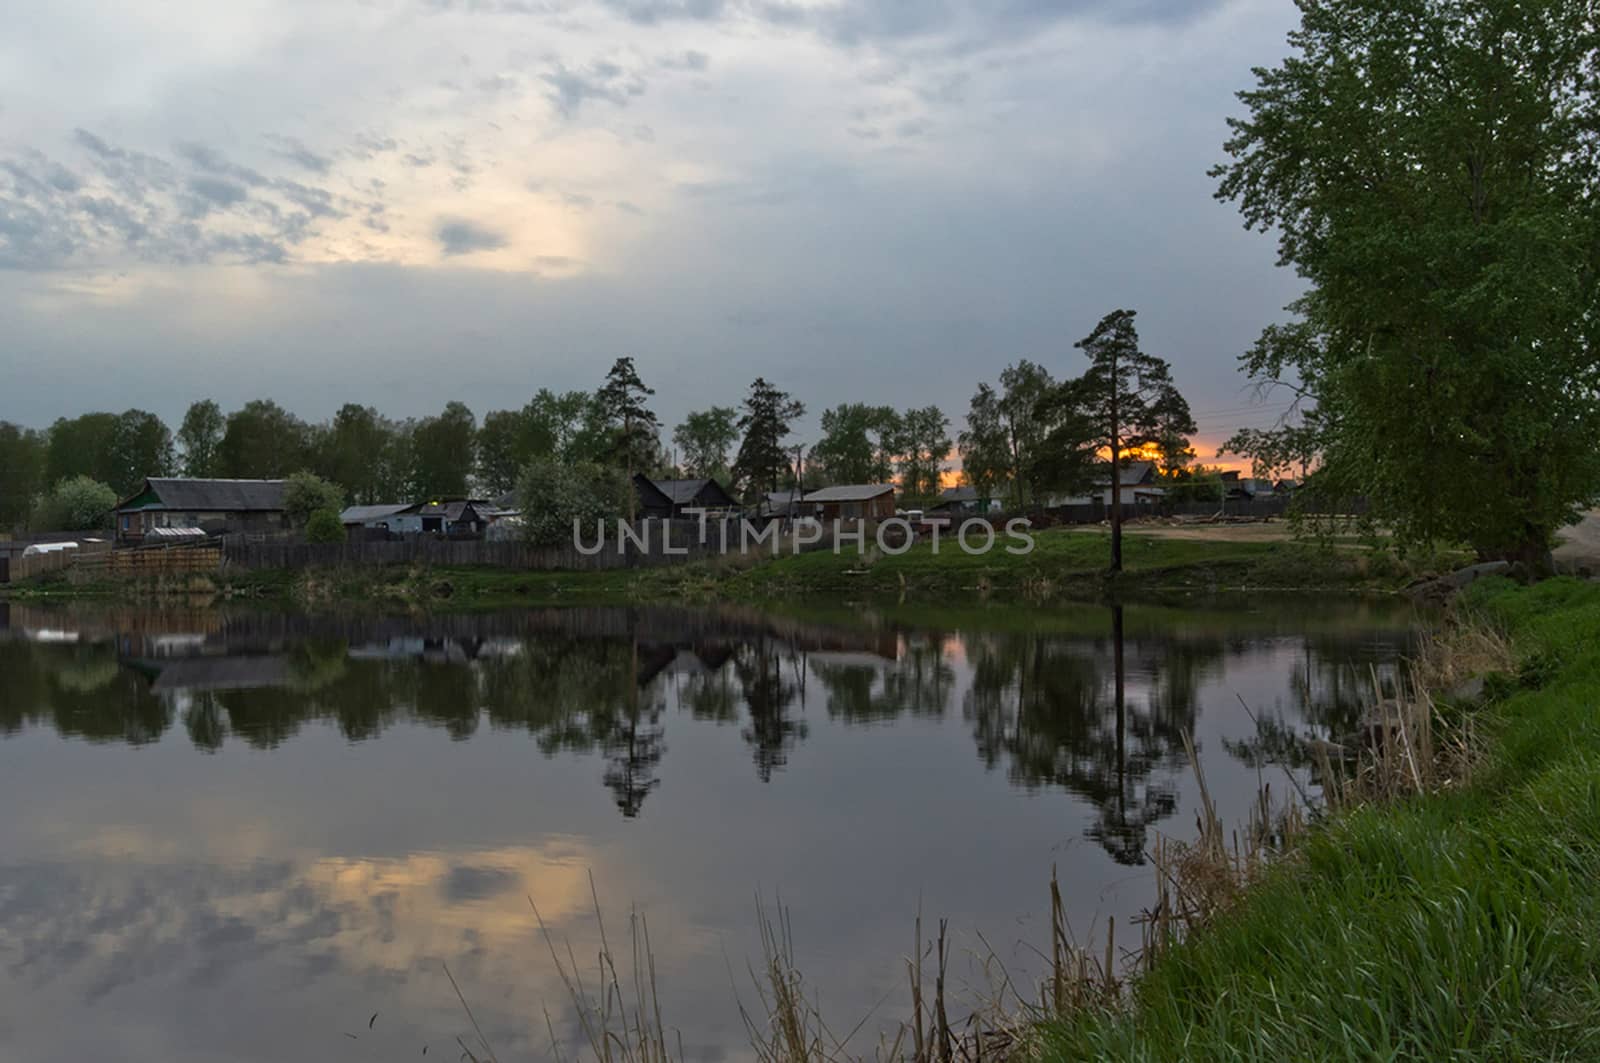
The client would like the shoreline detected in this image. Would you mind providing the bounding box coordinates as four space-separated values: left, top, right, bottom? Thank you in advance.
1036 576 1600 1059
0 529 1455 609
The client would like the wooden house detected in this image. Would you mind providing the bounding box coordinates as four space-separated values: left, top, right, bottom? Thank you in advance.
114 478 288 543
802 484 897 521
632 476 739 518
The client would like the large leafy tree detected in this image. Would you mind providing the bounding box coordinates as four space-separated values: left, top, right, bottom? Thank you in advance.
811 403 900 485
177 400 225 478
897 405 952 500
1062 309 1195 572
316 404 396 504
1215 0 1600 568
217 400 311 479
732 378 806 499
595 357 660 475
0 423 47 530
410 401 476 500
476 409 530 498
32 475 118 532
958 385 1009 500
44 410 172 496
960 361 1057 507
282 471 345 527
672 407 739 480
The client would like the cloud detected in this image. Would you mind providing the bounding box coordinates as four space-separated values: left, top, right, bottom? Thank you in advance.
270 136 333 174
590 0 1227 46
436 218 508 255
540 58 649 117
0 132 370 269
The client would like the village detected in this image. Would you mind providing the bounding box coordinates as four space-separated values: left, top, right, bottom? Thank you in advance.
4 0 1600 1061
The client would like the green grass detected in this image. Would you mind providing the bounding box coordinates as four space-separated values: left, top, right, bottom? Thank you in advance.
1 529 1445 607
286 530 1422 608
1035 576 1600 1061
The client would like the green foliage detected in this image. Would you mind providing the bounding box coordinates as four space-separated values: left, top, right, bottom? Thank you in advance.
895 405 951 499
282 471 345 527
1042 578 1600 1060
515 457 632 547
596 357 661 474
672 406 740 480
218 399 311 478
32 475 117 531
45 410 174 496
0 422 48 531
410 400 476 500
304 507 347 544
177 400 225 478
1214 0 1600 566
1160 465 1227 504
812 403 900 486
1047 309 1195 568
960 361 1060 508
732 378 806 499
312 404 397 505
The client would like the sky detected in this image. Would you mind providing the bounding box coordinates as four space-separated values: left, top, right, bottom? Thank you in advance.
0 0 1307 464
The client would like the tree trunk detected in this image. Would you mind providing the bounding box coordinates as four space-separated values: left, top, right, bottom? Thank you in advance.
1109 361 1123 574
1504 525 1555 581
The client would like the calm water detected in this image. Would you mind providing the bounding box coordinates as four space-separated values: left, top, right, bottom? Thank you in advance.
0 597 1419 1061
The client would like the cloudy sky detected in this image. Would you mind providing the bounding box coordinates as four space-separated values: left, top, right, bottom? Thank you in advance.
1 0 1305 460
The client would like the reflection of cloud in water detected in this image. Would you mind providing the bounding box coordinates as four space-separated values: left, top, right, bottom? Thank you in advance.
0 833 715 1061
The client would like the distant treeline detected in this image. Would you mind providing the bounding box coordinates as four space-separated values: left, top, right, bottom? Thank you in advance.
2 318 1216 532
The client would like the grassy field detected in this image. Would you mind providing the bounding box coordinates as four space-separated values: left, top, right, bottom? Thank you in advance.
277 528 1441 607
0 527 1458 607
1036 576 1600 1061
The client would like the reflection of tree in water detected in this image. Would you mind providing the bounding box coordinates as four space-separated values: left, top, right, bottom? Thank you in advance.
734 639 807 783
1224 636 1410 790
813 633 956 724
476 636 665 817
0 641 171 745
962 608 1210 865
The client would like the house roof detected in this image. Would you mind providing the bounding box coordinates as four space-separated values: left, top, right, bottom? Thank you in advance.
119 478 287 512
803 483 896 503
649 478 738 507
341 504 411 524
1113 461 1155 486
411 500 484 521
940 486 981 502
631 474 675 508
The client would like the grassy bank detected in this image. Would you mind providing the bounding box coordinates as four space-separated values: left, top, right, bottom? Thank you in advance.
0 529 1448 607
1037 577 1600 1060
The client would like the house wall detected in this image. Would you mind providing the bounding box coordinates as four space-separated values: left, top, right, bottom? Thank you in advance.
818 493 895 521
119 509 285 539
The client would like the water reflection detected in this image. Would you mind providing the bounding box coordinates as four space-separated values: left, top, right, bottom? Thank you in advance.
0 598 1420 1061
1 600 1415 852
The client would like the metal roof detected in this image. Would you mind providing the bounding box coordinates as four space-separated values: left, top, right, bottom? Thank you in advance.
341 504 412 523
802 483 896 503
649 478 738 505
124 478 287 512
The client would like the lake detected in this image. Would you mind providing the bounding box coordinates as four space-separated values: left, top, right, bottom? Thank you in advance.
0 597 1420 1061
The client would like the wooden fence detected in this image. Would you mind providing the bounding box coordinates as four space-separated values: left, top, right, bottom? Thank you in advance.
220 519 831 572
70 545 222 582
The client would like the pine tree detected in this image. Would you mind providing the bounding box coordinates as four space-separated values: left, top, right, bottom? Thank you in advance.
596 357 661 480
732 378 806 500
1071 309 1195 573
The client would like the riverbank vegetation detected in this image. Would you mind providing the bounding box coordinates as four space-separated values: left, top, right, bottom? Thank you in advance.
0 528 1457 607
1038 576 1600 1059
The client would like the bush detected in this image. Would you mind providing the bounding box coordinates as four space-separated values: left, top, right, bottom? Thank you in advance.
516 459 632 546
31 476 118 531
305 508 347 544
283 471 345 527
